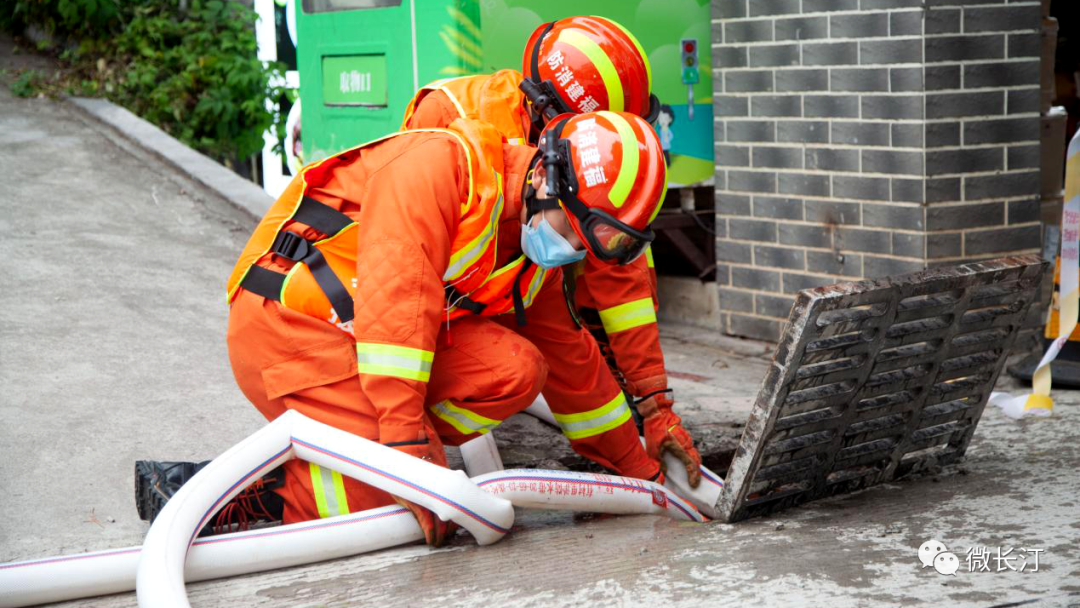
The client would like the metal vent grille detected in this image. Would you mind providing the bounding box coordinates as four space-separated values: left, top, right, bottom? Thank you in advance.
717 256 1046 523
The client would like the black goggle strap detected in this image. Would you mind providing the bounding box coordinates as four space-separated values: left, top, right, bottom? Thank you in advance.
645 93 661 124
529 21 555 83
522 21 574 122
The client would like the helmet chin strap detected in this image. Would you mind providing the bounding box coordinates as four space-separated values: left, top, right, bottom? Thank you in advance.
523 152 559 222
524 185 562 222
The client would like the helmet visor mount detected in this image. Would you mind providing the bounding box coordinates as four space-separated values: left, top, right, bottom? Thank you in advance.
535 119 655 266
519 78 573 124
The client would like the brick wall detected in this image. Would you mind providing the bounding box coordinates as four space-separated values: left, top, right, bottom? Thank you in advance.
711 0 1042 341
923 3 1042 266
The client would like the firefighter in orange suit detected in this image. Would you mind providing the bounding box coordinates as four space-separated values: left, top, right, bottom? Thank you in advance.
402 15 701 488
194 111 668 547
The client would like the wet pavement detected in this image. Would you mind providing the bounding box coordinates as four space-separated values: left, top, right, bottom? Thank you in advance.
1 58 1079 606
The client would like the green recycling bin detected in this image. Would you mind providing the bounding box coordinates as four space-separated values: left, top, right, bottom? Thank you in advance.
296 0 482 162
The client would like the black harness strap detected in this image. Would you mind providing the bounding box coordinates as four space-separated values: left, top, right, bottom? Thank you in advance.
238 265 287 302
238 197 357 323
445 285 487 315
562 268 584 329
270 231 355 323
511 259 534 327
292 196 354 237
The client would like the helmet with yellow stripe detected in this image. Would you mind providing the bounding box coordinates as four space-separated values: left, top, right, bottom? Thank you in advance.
520 16 658 126
529 111 666 265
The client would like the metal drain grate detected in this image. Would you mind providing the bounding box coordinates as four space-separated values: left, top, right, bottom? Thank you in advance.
716 255 1046 523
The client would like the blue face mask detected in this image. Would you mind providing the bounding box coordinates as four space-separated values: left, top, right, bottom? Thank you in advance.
521 215 587 269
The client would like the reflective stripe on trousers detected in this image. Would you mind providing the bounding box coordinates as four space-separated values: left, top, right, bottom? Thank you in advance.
552 391 632 440
309 462 350 518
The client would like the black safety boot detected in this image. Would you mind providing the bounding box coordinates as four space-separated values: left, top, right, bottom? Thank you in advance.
135 460 210 522
135 460 285 535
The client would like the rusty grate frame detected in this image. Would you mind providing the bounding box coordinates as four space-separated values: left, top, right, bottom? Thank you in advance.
717 255 1047 523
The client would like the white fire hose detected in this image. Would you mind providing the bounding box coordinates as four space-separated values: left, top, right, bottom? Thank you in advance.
525 395 725 519
0 410 708 608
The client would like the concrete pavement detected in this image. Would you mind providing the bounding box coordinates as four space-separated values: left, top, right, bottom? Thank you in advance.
0 80 265 560
1 72 1079 606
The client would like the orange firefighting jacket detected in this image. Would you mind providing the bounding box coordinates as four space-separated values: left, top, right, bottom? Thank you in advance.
227 119 552 333
402 70 533 145
404 73 667 396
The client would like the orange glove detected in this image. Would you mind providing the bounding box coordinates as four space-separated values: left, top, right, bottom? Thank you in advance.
387 431 458 547
394 495 457 547
637 389 702 488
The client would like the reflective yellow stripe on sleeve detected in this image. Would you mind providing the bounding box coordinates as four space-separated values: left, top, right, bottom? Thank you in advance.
645 245 654 269
309 463 350 519
552 392 632 440
357 343 434 382
598 296 657 334
431 400 501 435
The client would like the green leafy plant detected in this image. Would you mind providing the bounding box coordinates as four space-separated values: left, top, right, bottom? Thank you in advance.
108 1 284 161
2 0 284 165
9 69 44 97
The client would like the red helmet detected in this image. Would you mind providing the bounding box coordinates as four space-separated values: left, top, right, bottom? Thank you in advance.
520 16 658 125
531 111 667 265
